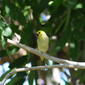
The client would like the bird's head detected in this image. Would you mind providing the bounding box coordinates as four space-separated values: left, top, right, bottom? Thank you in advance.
35 30 47 39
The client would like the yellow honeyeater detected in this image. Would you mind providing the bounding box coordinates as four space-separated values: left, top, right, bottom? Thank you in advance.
36 30 49 61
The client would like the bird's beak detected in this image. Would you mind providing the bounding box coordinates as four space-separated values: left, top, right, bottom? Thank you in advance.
35 33 38 37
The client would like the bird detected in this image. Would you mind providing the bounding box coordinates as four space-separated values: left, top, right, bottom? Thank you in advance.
35 30 49 61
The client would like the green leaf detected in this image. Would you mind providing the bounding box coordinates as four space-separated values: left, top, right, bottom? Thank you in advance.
63 0 77 8
5 5 10 14
0 27 3 38
28 71 34 85
53 0 63 7
0 27 6 48
0 21 6 27
1 35 6 48
3 27 12 37
9 55 29 68
0 50 8 57
6 46 19 56
6 73 25 85
0 70 10 81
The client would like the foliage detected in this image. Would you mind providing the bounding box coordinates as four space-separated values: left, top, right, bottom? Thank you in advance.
0 0 85 85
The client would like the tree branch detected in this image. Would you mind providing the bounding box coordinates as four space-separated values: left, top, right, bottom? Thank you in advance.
7 39 85 67
0 68 16 85
0 63 85 85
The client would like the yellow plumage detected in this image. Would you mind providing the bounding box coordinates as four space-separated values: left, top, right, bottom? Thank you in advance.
36 30 49 61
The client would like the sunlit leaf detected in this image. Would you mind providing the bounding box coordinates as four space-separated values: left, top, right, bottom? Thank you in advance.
3 27 12 37
1 35 6 48
5 5 10 14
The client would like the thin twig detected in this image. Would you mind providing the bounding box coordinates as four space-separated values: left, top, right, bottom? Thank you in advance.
0 68 16 85
0 63 84 85
0 15 8 25
15 64 85 72
0 63 85 85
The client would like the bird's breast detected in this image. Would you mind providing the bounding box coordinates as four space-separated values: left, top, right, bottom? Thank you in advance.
37 38 49 52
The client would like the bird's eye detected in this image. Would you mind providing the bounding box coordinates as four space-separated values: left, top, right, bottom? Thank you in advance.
38 32 40 34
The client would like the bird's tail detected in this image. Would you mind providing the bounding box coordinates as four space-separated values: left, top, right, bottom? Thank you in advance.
40 56 45 61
